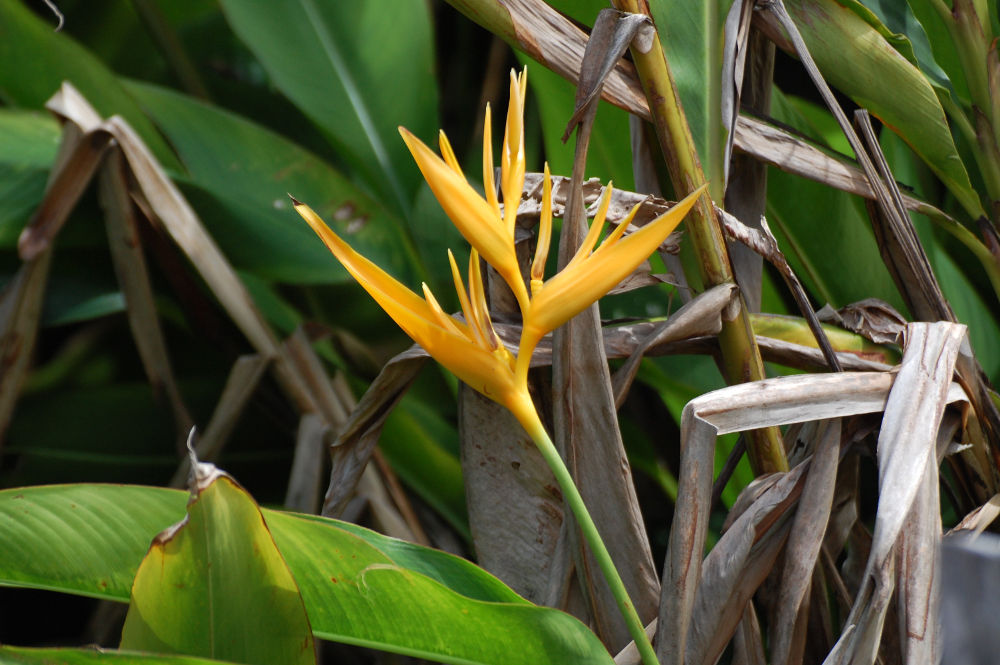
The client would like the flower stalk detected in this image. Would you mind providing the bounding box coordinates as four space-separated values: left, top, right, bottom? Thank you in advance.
512 395 660 665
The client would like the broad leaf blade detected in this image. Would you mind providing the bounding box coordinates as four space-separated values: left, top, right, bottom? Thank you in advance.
120 472 316 665
0 0 180 172
766 90 908 313
218 0 438 215
0 484 614 665
0 111 57 248
126 82 420 285
772 0 983 218
0 485 181 600
523 0 636 191
648 0 737 194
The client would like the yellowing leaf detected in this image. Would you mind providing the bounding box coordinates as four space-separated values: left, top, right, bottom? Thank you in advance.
120 468 315 665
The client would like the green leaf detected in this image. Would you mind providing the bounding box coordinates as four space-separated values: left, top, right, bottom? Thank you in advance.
0 111 59 247
218 0 438 216
0 0 181 172
0 646 236 665
0 484 613 665
648 0 736 194
901 0 973 104
782 0 984 218
120 472 315 665
127 81 421 286
859 0 960 98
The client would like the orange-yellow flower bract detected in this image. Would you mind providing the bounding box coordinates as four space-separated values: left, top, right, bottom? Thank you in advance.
292 67 703 430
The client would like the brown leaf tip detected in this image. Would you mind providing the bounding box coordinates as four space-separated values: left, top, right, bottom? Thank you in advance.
288 194 303 207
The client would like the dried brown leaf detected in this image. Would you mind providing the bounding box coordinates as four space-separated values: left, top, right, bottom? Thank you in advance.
827 323 966 664
949 493 1000 535
686 464 807 664
284 413 328 514
656 338 968 665
459 386 566 603
554 12 659 647
100 148 194 445
817 299 907 346
321 348 426 517
611 283 737 407
45 83 321 421
771 419 842 665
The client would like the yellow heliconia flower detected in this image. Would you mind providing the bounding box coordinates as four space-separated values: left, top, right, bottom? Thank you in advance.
293 68 701 665
291 198 535 426
398 69 530 314
515 177 706 383
294 65 704 427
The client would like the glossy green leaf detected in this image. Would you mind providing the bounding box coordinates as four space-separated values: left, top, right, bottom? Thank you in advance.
782 0 984 218
218 0 438 215
901 0 974 105
0 646 235 665
120 472 315 665
127 81 421 285
0 0 181 172
648 0 736 195
0 484 613 665
0 110 59 248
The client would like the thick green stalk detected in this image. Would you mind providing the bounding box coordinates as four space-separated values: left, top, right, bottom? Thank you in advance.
611 0 788 474
511 393 659 665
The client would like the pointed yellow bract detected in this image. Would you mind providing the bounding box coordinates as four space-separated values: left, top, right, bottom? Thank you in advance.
293 201 525 418
294 66 705 432
518 183 707 377
523 182 705 348
399 127 529 314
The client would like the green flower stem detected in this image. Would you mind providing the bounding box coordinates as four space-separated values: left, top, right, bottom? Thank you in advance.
513 396 659 665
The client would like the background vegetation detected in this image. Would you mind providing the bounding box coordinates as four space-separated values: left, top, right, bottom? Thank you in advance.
1 0 999 663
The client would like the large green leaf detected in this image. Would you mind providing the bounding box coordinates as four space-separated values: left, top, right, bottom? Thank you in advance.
859 0 962 99
782 0 984 218
0 484 613 665
521 59 635 191
648 0 736 195
218 0 438 216
0 0 180 172
0 646 235 665
120 473 315 665
127 81 421 286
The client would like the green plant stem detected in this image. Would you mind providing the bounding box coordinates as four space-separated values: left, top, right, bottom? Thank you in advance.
611 0 788 474
514 397 659 665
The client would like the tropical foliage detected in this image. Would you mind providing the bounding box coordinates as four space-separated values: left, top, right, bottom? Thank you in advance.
1 0 999 663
